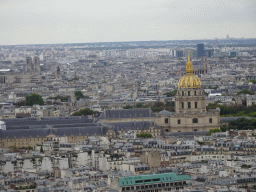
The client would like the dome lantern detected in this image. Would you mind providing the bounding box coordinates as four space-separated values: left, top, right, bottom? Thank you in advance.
177 50 202 89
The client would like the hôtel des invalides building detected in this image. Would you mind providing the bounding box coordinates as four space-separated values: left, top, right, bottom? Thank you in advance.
155 51 220 133
0 52 220 149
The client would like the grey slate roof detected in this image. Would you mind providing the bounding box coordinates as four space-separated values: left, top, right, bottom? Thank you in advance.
5 116 95 129
99 108 156 119
0 126 109 139
107 121 156 131
220 116 255 123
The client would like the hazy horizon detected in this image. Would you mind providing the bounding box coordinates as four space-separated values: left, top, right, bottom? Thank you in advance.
1 0 255 45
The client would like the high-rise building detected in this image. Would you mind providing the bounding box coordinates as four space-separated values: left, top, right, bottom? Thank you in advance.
204 49 214 57
176 50 183 58
196 44 205 58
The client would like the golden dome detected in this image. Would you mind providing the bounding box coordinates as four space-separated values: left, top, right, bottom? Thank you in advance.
178 74 202 89
177 50 202 89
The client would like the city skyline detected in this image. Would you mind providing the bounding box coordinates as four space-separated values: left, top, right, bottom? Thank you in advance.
0 0 255 45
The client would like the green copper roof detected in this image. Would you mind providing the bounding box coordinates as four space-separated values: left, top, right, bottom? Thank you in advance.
118 172 191 187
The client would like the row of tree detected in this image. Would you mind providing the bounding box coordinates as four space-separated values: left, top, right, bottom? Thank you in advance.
72 108 94 116
136 132 153 138
236 89 253 95
221 117 256 132
16 90 88 107
123 101 175 113
208 103 256 117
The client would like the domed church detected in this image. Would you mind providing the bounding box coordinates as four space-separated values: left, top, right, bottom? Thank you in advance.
156 51 220 133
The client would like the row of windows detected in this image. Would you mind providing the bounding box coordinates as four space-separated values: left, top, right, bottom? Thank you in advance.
181 90 203 96
182 102 197 109
122 181 186 191
165 118 212 124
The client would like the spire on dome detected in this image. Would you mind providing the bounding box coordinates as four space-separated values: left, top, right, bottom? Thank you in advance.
186 50 193 74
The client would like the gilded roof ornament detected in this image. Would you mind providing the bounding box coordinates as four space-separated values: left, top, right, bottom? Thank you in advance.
186 50 193 74
177 50 202 89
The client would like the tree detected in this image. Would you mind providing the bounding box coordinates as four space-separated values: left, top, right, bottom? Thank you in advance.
136 132 153 138
40 146 44 153
75 91 85 100
27 146 33 150
25 94 44 106
123 105 133 109
246 80 256 84
206 128 222 136
72 108 94 116
136 103 144 108
164 89 177 97
237 89 253 95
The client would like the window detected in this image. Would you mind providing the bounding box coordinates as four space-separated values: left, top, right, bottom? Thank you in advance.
209 118 212 123
152 178 160 182
165 118 168 124
178 119 181 124
194 91 196 95
135 180 143 184
195 102 197 108
165 129 169 132
188 102 191 108
182 102 184 109
194 129 197 131
182 91 184 96
188 91 190 96
193 118 198 123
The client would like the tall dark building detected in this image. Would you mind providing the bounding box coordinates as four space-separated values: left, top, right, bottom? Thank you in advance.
196 44 205 58
176 50 183 57
205 49 214 57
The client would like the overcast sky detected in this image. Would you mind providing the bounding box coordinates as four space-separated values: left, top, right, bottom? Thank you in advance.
0 0 255 45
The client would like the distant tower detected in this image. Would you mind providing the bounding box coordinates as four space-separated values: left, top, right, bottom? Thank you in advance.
26 57 32 72
57 65 60 75
26 56 40 73
52 51 56 74
201 57 208 74
34 56 40 72
196 44 205 58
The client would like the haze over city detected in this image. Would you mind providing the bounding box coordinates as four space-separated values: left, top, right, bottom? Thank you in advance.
0 0 256 45
1 1 256 192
